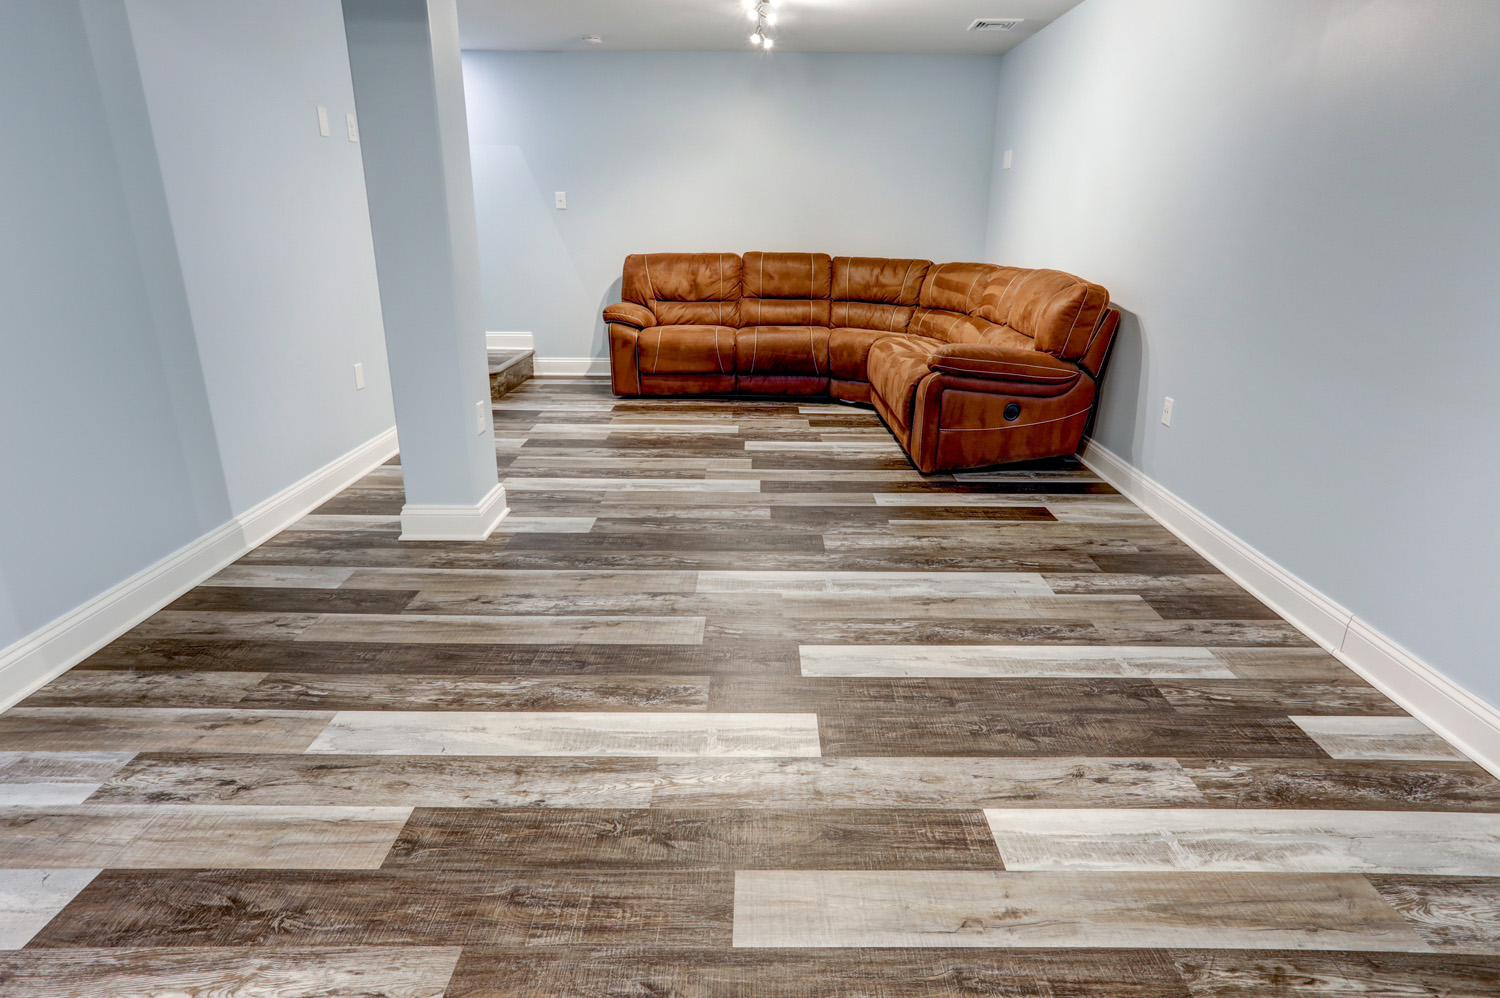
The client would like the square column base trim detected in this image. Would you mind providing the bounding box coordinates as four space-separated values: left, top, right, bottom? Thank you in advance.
399 482 509 541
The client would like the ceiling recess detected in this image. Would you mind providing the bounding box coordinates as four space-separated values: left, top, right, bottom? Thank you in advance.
967 18 1025 31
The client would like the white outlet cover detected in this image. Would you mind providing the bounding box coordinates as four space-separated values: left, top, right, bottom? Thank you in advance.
1002 149 1013 170
346 112 359 143
353 362 365 390
316 105 330 137
476 400 488 435
1161 397 1175 426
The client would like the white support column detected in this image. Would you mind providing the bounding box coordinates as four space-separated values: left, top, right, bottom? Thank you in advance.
342 0 505 541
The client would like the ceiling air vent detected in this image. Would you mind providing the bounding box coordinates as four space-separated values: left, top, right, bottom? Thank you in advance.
967 18 1025 31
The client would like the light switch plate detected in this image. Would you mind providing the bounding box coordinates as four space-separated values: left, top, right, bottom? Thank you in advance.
1161 397 1175 426
353 363 365 390
317 106 330 137
555 192 567 209
476 400 488 435
346 112 359 143
1002 149 1013 170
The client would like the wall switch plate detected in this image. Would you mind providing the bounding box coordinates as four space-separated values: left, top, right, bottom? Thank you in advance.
1002 149 1013 170
316 106 330 137
353 362 365 390
476 400 488 435
346 112 359 143
1161 396 1175 426
554 192 567 209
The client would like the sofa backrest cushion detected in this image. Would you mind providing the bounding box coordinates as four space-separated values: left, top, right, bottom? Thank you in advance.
740 251 832 327
979 268 1110 361
830 257 931 332
909 262 1003 344
623 252 742 327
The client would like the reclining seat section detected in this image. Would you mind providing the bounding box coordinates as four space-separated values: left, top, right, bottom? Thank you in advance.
605 252 741 396
870 265 1118 472
736 252 833 395
603 251 1119 473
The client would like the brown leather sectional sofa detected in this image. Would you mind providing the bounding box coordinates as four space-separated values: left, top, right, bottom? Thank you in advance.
603 252 1119 472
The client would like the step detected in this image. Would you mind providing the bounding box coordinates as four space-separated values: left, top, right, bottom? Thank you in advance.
489 349 534 401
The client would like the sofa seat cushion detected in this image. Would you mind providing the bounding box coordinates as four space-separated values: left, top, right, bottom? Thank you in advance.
829 327 910 382
868 335 941 430
638 325 736 375
736 326 831 377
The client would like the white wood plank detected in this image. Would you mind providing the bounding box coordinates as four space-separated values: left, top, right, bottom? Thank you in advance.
984 809 1500 874
305 711 822 757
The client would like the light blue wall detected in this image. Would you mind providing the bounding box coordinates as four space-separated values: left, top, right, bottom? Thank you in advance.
985 0 1500 703
463 52 1004 359
0 0 395 651
125 0 395 515
0 1 227 646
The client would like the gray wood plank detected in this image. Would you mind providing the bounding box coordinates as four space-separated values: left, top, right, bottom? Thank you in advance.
731 870 1430 951
983 808 1500 874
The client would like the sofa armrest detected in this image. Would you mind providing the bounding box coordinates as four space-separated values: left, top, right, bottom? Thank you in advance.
603 301 656 329
929 344 1082 388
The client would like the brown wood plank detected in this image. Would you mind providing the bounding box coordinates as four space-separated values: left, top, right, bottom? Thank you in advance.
383 807 1003 871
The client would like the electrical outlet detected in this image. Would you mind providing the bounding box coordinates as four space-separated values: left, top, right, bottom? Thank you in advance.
476 400 488 435
316 105 330 137
1161 397 1175 426
353 362 365 390
555 192 567 209
346 112 359 143
1002 149 1013 170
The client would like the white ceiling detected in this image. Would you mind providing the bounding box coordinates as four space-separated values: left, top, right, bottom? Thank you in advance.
457 0 1085 55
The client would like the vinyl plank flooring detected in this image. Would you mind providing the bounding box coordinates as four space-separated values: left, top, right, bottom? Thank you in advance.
0 869 100 949
0 708 333 753
0 947 464 998
91 754 1204 808
295 613 707 646
304 711 822 757
341 568 701 595
383 807 1002 871
1153 678 1401 716
205 565 356 589
444 947 1194 998
799 645 1235 678
1181 757 1500 811
0 805 411 869
19 669 269 708
237 673 709 711
982 808 1500 874
780 594 1162 622
1369 876 1500 954
0 751 135 806
1168 949 1500 997
731 870 1429 951
695 570 1053 596
1290 715 1469 760
31 869 733 948
21 383 1487 990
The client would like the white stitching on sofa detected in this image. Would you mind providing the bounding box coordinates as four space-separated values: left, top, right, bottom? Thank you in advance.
1059 285 1093 358
940 406 1094 431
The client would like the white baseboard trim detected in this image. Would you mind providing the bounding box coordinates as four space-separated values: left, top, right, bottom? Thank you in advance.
399 482 509 541
534 356 610 377
1080 438 1500 778
486 331 534 351
0 426 399 712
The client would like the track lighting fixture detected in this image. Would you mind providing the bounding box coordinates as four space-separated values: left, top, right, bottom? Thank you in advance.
743 0 779 50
